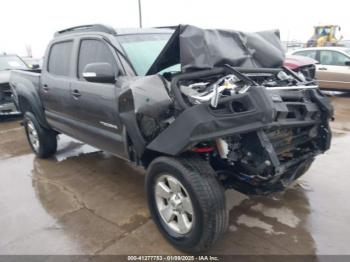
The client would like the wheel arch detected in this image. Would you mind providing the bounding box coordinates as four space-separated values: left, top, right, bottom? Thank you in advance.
17 94 50 129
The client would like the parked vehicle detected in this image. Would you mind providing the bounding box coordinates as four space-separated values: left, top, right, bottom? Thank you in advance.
0 53 29 115
21 57 42 69
290 47 350 91
284 55 317 80
10 24 333 252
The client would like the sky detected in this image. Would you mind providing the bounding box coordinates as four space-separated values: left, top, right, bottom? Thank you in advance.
0 0 349 57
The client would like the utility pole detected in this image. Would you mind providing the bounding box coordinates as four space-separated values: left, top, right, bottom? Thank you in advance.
25 44 32 58
138 0 142 28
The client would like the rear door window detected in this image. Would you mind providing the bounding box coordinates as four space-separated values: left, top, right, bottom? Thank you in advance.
77 39 117 79
48 41 73 76
319 50 349 66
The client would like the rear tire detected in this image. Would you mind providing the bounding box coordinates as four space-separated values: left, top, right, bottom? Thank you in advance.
146 156 228 253
24 112 57 158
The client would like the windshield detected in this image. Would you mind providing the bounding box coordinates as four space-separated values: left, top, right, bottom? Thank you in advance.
316 27 331 36
117 33 179 76
0 55 28 71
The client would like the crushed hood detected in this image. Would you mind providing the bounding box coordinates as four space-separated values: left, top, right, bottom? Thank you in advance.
146 24 285 75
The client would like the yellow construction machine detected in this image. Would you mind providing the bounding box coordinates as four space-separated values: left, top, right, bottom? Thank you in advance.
307 25 342 47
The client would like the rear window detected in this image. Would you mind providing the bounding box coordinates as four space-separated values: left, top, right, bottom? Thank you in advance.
48 41 73 76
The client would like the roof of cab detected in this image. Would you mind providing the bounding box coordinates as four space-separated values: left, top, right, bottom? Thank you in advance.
114 27 174 35
54 24 174 37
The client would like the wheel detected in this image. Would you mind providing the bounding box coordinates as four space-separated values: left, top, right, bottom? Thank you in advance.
24 112 57 158
146 156 228 253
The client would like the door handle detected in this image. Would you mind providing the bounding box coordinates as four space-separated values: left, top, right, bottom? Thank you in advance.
318 67 328 71
72 89 81 98
42 84 49 92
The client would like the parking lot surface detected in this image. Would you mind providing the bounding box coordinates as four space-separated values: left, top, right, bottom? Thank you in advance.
0 95 350 255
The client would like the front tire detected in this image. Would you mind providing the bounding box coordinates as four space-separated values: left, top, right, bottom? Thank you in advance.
24 112 57 158
146 156 228 253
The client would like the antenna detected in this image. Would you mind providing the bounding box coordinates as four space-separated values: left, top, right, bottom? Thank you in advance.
138 0 143 28
25 44 33 58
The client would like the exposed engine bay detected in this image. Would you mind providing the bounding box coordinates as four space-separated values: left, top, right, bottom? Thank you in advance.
179 68 313 108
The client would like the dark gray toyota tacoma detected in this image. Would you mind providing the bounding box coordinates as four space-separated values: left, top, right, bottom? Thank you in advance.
10 24 333 252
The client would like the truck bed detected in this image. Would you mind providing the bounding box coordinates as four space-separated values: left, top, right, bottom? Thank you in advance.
10 69 41 86
9 69 42 115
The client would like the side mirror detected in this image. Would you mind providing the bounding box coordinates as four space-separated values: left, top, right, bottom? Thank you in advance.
31 64 40 69
345 61 350 66
82 62 116 83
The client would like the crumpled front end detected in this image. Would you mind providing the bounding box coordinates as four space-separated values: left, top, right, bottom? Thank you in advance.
124 24 333 195
141 66 333 194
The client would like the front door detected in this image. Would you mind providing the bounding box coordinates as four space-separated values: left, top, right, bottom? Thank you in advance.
70 37 126 157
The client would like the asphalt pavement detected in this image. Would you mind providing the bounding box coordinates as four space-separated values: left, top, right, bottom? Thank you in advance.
0 94 350 255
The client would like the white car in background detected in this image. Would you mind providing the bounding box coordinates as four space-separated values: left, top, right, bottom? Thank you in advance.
290 47 350 91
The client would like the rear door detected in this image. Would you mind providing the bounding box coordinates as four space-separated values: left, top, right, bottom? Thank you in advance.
70 37 127 157
40 40 77 136
316 50 350 90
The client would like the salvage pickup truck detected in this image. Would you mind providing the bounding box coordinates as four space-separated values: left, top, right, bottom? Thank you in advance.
10 24 333 252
